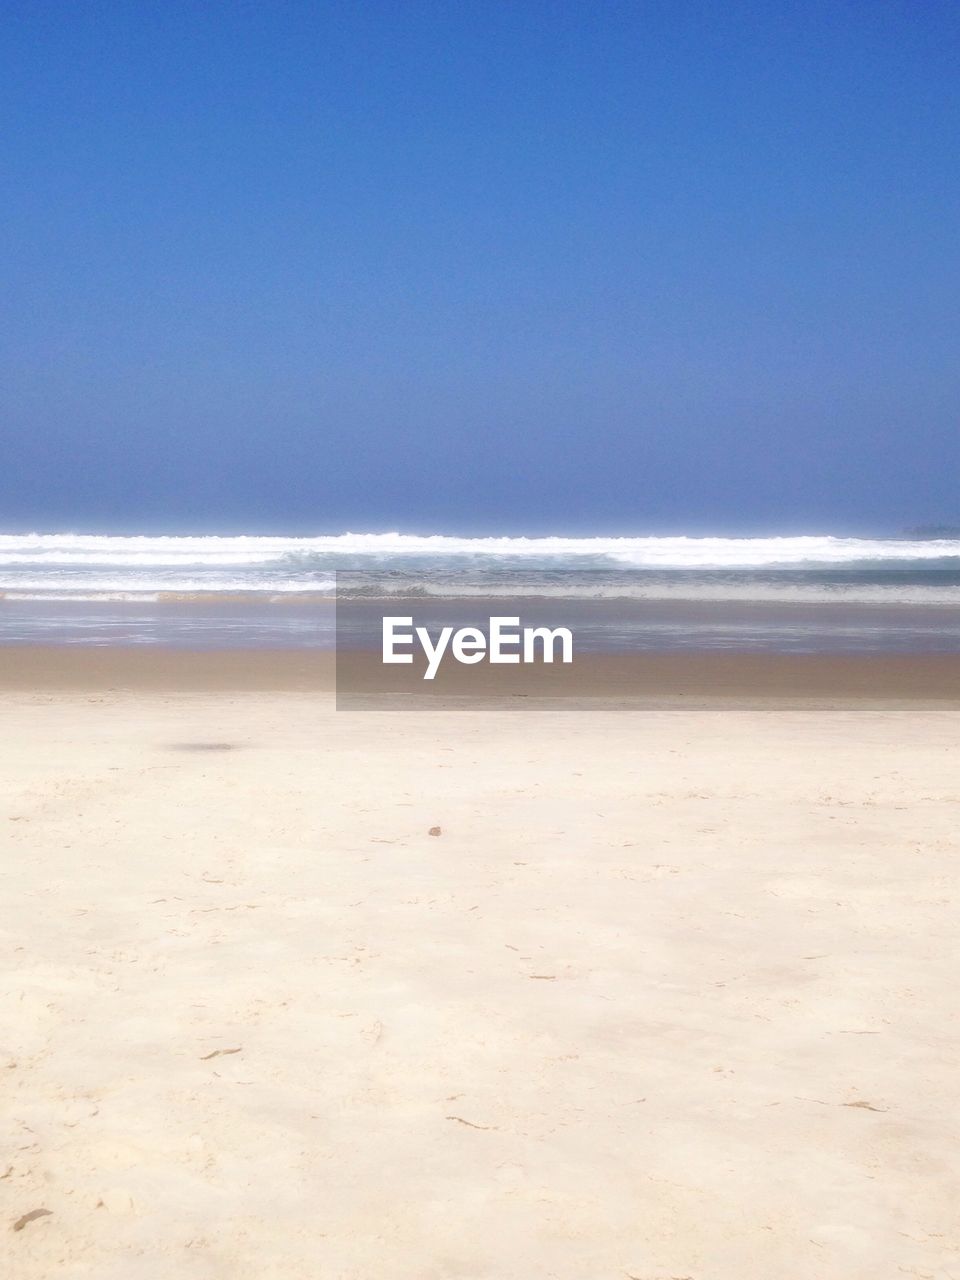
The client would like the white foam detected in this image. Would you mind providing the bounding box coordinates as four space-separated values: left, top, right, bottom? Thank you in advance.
0 578 336 597
1 530 958 566
0 531 958 602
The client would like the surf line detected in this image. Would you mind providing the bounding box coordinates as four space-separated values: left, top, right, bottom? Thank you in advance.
382 616 573 681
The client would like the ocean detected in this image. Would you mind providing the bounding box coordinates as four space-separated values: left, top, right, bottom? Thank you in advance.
2 531 960 653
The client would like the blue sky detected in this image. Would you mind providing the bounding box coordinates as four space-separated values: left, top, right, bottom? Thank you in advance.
2 1 958 534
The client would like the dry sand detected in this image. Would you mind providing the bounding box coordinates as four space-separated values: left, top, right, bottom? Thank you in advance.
2 662 959 1277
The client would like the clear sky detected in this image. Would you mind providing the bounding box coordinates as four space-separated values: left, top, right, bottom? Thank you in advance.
2 1 958 534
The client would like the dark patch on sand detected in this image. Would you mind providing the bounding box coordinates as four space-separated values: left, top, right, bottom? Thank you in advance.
12 1208 52 1232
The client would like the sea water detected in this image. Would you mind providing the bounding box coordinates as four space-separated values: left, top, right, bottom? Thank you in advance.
1 531 959 652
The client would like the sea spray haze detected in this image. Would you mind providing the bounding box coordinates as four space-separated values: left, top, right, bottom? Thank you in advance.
2 531 960 601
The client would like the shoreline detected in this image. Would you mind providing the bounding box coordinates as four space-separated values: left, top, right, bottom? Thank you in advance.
1 644 959 698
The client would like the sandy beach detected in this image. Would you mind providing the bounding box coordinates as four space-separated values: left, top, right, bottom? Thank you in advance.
7 0 960 1271
2 653 959 1278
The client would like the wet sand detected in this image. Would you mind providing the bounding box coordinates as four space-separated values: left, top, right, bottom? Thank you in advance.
0 644 959 698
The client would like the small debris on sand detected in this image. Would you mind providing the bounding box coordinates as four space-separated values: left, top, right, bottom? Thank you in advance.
200 1047 242 1060
446 1116 497 1131
428 826 442 836
12 1208 52 1232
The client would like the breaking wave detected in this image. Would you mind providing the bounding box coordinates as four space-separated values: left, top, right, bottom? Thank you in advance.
1 531 959 602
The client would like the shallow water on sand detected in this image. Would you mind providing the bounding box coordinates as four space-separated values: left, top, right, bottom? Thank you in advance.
2 594 960 654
